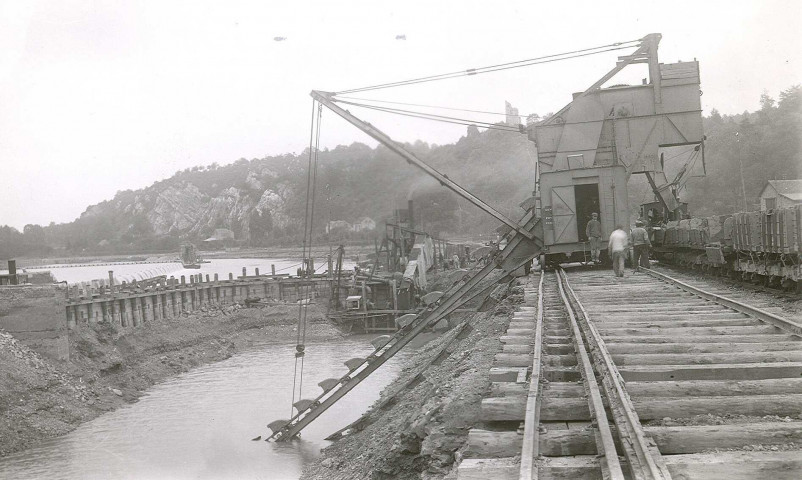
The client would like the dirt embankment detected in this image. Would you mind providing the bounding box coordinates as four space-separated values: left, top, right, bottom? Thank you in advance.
302 283 523 480
0 301 343 457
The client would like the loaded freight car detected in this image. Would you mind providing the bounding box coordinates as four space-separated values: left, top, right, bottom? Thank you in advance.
650 204 802 291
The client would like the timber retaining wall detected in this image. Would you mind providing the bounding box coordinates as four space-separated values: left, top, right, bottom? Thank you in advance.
65 273 338 330
2 272 342 363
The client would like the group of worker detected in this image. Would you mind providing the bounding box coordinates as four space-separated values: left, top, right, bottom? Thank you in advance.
585 213 651 277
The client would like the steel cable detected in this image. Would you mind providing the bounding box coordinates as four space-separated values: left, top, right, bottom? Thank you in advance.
333 99 523 132
336 39 641 94
290 99 322 417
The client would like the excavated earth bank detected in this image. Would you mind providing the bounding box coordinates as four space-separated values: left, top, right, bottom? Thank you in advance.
302 282 523 480
0 301 342 457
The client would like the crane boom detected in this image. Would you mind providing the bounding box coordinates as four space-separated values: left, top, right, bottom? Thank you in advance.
264 91 545 443
310 90 536 240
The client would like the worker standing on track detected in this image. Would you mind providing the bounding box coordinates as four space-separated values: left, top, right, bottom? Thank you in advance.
585 212 602 263
631 220 652 270
608 225 628 277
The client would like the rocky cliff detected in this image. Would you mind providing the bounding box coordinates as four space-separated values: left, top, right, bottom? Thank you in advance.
47 126 535 252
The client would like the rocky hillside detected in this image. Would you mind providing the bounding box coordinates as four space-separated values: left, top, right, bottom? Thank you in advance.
30 126 536 254
2 86 798 258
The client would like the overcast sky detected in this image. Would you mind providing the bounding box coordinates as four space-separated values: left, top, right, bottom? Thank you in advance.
1 0 800 229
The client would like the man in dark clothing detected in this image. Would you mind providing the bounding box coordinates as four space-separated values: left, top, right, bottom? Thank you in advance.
631 220 651 270
585 213 602 263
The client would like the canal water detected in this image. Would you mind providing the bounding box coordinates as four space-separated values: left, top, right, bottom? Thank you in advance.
0 336 410 480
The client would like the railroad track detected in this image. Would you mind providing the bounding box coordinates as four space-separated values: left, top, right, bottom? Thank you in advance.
652 262 802 299
457 267 802 479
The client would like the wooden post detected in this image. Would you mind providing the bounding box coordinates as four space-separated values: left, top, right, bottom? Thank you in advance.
142 297 151 322
361 281 367 312
392 279 398 312
131 298 139 326
255 268 260 276
327 255 333 279
119 300 127 327
271 264 276 276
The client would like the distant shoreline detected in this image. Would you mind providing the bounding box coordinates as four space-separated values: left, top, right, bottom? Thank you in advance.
11 244 375 269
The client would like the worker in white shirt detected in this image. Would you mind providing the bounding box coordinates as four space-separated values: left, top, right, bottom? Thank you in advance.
608 225 629 277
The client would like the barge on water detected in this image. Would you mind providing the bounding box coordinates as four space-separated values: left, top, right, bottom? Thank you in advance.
179 243 207 269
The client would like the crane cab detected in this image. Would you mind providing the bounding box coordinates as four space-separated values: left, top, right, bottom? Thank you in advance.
539 165 629 264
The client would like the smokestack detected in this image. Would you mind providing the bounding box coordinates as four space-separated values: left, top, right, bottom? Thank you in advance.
7 260 17 285
407 199 415 230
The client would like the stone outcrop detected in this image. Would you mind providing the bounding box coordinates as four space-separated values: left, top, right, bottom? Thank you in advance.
59 131 533 250
147 184 207 234
77 174 291 243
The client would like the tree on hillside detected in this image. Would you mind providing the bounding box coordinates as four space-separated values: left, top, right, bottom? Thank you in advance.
682 85 801 215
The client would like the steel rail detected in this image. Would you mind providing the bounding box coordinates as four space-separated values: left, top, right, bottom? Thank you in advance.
642 267 802 336
559 269 671 480
554 271 626 480
518 273 544 480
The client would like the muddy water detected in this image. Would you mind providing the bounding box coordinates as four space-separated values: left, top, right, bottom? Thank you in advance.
0 337 411 480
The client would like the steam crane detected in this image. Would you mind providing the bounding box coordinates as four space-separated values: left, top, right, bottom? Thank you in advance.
264 33 704 441
530 33 704 264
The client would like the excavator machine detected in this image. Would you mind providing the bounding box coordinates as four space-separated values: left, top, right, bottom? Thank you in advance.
265 33 704 441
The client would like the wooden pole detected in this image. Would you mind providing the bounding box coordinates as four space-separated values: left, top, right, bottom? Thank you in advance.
361 281 367 312
392 279 398 312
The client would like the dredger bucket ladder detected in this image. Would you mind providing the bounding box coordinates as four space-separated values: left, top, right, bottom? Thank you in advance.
266 91 544 442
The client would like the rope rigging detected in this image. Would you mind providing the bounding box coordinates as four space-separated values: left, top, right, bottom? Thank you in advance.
332 98 524 132
336 38 641 94
334 95 533 118
289 99 324 420
323 38 653 137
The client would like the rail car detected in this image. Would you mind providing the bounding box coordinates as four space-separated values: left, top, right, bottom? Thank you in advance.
648 203 802 290
527 34 705 266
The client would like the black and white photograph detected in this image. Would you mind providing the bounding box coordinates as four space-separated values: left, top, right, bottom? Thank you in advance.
0 1 800 479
